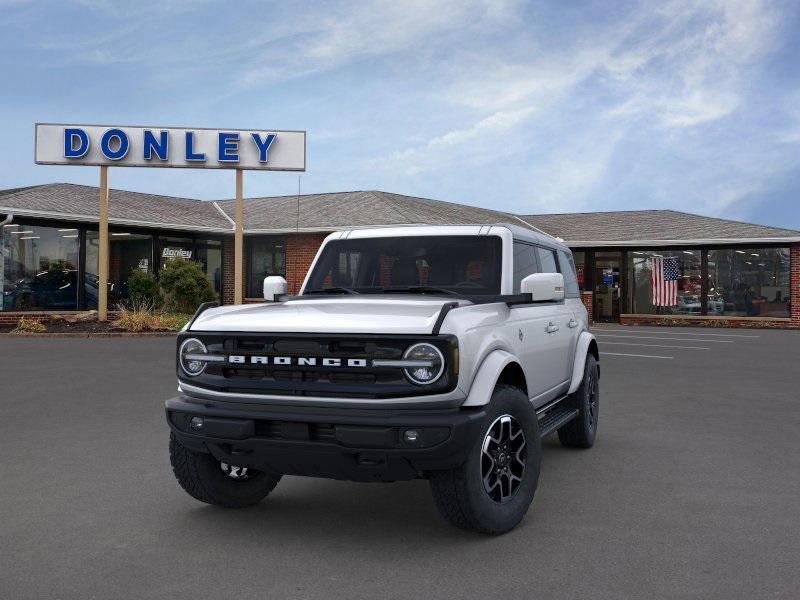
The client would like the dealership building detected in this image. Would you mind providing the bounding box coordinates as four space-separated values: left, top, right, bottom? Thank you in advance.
1 182 798 328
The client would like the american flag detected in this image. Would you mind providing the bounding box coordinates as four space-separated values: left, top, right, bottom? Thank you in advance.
651 256 679 306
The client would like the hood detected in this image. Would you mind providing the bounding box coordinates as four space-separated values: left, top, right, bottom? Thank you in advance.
190 295 465 335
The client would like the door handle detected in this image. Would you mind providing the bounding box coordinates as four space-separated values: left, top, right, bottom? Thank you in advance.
545 322 559 333
568 318 579 328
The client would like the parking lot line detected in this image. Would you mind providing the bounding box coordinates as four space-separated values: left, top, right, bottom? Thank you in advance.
602 352 674 359
592 328 759 338
595 334 734 343
600 341 710 350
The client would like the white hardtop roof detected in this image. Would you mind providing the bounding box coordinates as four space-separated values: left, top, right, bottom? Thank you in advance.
330 223 569 251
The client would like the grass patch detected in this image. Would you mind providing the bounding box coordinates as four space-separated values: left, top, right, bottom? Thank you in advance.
11 317 46 334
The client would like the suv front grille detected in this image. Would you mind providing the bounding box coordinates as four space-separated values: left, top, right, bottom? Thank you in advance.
178 332 457 400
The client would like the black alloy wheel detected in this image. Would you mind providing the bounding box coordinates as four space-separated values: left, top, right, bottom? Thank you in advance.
481 415 527 503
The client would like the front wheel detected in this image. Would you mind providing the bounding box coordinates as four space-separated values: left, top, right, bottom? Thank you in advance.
429 385 541 534
169 433 281 508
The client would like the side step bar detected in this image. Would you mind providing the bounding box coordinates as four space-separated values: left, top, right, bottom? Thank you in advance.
536 396 579 437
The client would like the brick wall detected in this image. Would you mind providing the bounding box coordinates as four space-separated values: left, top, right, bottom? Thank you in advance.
219 233 327 302
285 233 328 294
791 243 799 325
0 311 61 326
222 237 235 305
580 291 593 325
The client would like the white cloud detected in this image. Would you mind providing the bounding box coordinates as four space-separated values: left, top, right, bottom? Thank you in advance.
380 106 536 175
1 0 797 225
604 0 780 128
238 0 520 88
368 0 792 216
520 123 628 213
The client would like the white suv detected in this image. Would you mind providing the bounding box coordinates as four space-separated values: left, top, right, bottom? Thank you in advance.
166 224 599 533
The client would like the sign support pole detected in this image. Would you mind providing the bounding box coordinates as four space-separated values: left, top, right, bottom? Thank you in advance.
98 166 109 321
234 168 244 305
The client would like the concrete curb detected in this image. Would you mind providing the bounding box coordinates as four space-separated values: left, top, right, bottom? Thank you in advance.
0 332 177 338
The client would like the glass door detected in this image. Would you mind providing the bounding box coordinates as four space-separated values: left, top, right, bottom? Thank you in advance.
593 251 622 322
196 241 223 300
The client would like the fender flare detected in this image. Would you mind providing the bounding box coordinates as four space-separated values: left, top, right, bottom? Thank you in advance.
462 349 519 407
567 331 599 395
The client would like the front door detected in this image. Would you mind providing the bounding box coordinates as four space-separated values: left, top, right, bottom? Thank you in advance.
593 251 622 322
509 302 573 405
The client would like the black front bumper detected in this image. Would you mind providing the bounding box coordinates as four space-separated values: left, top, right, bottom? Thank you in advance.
166 396 486 482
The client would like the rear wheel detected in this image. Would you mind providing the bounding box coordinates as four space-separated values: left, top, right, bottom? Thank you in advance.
558 354 599 448
429 385 541 534
169 433 281 508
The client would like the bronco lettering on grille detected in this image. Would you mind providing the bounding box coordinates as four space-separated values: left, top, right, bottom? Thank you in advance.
227 355 369 368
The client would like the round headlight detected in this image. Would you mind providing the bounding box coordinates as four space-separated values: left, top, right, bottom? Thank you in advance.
403 343 445 385
179 337 207 376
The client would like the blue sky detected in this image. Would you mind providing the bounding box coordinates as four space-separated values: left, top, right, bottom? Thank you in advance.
1 0 799 229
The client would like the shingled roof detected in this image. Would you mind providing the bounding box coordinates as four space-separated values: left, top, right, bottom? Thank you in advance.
214 190 523 231
518 210 800 245
0 183 230 232
1 183 798 243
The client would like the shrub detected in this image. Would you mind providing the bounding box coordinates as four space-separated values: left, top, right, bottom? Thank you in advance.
159 259 216 313
127 269 162 308
11 317 46 334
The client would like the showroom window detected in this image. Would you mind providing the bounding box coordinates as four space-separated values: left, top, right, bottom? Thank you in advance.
1 223 80 310
157 236 222 301
707 248 790 318
247 236 286 297
159 236 195 271
85 230 154 308
628 249 702 315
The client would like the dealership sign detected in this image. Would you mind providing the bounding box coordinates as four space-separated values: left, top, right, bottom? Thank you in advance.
34 123 306 171
162 247 193 260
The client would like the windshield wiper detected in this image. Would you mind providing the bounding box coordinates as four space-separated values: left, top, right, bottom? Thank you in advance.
304 287 360 295
382 286 461 297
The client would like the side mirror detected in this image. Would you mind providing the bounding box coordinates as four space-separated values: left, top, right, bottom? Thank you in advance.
263 275 288 302
520 272 565 302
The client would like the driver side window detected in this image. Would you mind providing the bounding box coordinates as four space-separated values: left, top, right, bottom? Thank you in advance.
513 242 538 293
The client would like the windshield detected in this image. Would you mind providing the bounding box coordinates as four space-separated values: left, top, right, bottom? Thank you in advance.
304 235 503 296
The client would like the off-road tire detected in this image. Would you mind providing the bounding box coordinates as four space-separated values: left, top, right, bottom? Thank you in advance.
169 433 281 508
429 385 541 534
558 354 599 448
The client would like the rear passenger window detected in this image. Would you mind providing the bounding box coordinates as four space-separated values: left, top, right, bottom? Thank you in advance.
513 242 538 293
558 250 579 297
536 247 558 273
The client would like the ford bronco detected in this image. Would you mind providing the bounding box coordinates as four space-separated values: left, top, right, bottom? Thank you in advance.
166 224 599 533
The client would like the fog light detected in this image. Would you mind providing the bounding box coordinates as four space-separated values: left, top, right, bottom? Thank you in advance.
189 416 204 431
403 429 420 444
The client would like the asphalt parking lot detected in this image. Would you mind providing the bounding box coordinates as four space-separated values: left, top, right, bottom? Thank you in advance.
1 327 799 600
